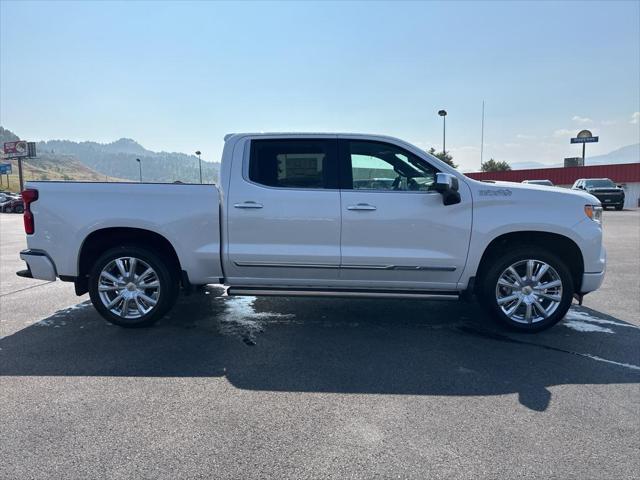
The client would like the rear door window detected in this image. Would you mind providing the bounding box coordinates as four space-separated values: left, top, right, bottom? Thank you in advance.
249 139 338 189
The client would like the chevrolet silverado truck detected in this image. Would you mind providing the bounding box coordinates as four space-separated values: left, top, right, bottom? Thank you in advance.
572 178 625 210
17 133 606 332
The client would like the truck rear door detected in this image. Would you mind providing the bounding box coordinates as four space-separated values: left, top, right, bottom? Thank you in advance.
224 136 341 286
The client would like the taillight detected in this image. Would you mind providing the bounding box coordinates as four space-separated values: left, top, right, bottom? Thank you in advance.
21 189 38 234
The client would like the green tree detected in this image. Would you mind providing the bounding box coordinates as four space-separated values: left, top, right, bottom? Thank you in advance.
481 158 511 172
427 147 458 168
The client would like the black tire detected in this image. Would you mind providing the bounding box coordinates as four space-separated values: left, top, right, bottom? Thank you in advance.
615 204 623 211
478 245 574 333
88 245 179 328
14 204 24 214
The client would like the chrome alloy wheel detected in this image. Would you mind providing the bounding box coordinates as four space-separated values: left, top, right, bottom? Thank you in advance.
98 257 161 319
495 259 563 324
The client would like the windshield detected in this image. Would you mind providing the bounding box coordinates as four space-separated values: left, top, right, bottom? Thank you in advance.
585 179 615 188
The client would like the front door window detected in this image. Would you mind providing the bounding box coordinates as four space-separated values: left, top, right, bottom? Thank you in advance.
347 141 437 192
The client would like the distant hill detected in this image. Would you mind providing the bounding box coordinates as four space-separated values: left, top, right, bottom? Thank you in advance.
4 153 125 188
509 143 640 170
586 143 640 166
508 161 550 170
1 126 219 185
0 126 19 144
37 137 219 184
1 127 123 191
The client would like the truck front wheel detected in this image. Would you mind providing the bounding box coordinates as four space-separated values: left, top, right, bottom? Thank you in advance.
88 246 179 328
478 246 574 332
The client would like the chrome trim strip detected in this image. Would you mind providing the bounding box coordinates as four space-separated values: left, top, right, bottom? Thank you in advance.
340 264 391 270
234 261 456 272
234 261 339 269
227 288 459 300
393 265 457 272
342 264 457 272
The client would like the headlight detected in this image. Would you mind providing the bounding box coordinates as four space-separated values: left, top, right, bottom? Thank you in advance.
584 205 603 224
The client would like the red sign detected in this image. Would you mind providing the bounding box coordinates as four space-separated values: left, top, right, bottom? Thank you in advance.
3 141 28 158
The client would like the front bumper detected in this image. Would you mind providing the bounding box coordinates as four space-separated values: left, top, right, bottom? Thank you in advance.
19 249 57 281
581 271 605 293
593 194 624 206
580 245 606 294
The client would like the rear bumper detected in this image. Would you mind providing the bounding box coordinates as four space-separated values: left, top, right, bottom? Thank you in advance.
19 249 57 281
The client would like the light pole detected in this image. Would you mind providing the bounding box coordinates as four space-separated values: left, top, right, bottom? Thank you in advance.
136 158 142 183
480 100 485 170
438 109 447 154
195 150 202 184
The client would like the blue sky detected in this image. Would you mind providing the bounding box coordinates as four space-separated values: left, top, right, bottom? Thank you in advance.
1 1 639 171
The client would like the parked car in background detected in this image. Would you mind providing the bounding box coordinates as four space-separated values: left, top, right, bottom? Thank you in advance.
572 178 625 210
1 193 24 213
522 179 554 186
1 197 24 213
0 192 19 203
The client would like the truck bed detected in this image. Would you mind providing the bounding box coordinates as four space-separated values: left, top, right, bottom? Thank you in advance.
24 181 223 284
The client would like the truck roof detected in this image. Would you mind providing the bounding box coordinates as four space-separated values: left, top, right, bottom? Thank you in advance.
224 132 403 142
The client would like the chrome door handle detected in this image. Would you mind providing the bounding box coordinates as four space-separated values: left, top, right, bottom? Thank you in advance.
347 203 377 211
234 201 263 209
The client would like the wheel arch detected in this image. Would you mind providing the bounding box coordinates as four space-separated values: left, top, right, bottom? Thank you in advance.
76 227 182 294
475 231 584 293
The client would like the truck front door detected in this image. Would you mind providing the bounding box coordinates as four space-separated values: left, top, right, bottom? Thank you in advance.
338 138 472 290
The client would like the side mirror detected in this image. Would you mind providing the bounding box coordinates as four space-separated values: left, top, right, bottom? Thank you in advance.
433 173 461 206
433 172 458 192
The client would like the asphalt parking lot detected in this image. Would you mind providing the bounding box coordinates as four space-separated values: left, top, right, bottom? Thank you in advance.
1 210 639 479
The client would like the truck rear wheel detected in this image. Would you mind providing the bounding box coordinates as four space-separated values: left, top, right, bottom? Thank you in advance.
478 246 574 332
88 246 179 327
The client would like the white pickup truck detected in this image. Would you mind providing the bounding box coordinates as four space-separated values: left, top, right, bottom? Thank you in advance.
18 133 606 332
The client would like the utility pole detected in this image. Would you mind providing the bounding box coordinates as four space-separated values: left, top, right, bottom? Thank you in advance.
136 158 142 182
18 157 24 192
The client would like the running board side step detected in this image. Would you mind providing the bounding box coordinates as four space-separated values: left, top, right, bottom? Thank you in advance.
226 287 460 300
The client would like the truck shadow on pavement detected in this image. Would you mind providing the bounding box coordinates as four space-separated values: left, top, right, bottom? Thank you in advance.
1 286 638 412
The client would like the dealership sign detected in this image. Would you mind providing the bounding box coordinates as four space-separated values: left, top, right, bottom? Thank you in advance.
570 129 599 144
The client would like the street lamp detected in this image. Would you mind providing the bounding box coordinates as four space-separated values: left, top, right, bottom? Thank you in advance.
135 158 142 183
195 150 202 184
438 109 447 154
